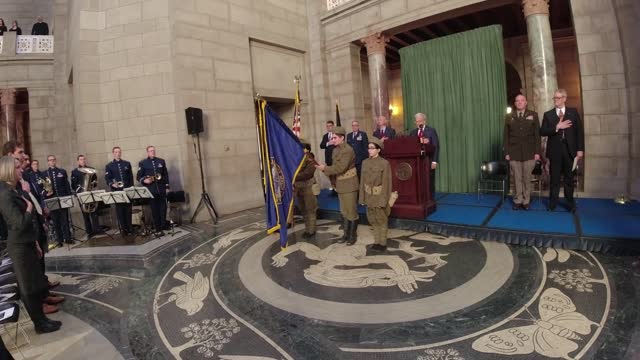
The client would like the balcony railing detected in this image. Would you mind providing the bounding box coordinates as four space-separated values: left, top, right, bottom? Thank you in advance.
16 35 54 54
0 34 54 57
327 0 354 11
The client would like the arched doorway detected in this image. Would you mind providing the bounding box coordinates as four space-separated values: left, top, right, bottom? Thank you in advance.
0 88 31 154
505 62 523 105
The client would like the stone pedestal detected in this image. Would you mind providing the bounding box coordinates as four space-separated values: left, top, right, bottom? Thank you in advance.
362 33 390 126
523 0 558 119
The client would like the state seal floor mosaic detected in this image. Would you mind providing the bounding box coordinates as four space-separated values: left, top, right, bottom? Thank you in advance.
4 208 640 359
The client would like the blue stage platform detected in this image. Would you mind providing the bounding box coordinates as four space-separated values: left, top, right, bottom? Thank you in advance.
317 190 640 255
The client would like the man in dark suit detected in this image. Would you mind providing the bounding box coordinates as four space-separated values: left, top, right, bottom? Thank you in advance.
372 115 396 141
540 89 584 212
409 113 440 199
319 120 336 166
504 94 541 210
346 120 368 178
31 16 49 35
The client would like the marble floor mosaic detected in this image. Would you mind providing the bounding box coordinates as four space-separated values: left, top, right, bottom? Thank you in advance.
4 208 640 360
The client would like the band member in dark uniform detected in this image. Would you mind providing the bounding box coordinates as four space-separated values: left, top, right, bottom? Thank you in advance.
71 155 100 237
137 146 170 236
105 147 134 235
45 155 73 246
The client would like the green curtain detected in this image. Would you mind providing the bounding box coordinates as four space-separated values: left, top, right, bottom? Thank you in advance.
400 25 507 193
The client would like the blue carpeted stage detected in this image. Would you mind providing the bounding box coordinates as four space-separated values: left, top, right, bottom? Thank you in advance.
317 190 640 255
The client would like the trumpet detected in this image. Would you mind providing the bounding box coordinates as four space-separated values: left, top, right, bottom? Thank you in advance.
112 181 124 188
144 173 162 183
37 177 54 196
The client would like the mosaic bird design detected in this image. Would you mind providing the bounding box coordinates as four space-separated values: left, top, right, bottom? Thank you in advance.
156 271 210 316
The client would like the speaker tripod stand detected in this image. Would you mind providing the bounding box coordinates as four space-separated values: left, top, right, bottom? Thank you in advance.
190 132 218 224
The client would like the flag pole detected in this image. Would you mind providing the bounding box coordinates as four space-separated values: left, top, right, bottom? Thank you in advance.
254 94 267 199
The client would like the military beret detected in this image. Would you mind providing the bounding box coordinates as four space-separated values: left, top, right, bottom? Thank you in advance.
333 126 346 136
369 137 384 150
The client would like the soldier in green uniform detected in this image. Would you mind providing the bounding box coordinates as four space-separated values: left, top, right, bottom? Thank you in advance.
315 126 359 244
294 139 318 239
504 94 541 210
359 137 392 252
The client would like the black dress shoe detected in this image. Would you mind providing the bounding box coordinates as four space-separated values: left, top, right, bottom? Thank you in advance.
56 242 64 248
522 203 530 210
35 320 61 334
371 244 387 252
45 318 62 327
512 203 521 210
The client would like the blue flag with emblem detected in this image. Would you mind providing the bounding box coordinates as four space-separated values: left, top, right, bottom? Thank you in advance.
257 100 305 248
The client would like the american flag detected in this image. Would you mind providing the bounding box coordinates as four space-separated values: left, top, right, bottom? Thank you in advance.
292 76 301 137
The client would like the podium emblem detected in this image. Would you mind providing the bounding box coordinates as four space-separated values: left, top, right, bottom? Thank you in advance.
395 162 412 181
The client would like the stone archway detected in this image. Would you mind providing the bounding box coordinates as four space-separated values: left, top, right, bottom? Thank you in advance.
505 61 523 105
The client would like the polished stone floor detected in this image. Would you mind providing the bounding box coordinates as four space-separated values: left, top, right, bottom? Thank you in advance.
4 208 640 359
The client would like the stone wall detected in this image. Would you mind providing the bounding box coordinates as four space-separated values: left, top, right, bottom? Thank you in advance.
571 0 631 198
612 0 640 198
0 0 52 34
169 0 312 215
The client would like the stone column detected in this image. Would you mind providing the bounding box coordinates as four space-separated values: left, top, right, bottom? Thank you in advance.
523 0 558 119
0 88 17 145
361 33 390 125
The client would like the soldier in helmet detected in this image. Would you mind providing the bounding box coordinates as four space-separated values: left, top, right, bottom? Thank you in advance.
315 126 359 244
294 139 318 239
359 137 392 252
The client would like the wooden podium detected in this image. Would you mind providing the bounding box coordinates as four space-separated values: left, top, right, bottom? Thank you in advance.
381 136 436 220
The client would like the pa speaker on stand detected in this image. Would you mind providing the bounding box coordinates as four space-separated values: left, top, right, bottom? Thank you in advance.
185 107 218 224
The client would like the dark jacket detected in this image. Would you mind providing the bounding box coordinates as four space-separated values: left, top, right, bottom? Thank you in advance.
0 182 38 245
503 109 541 161
540 107 584 158
372 127 396 140
0 26 7 35
137 157 170 195
9 27 21 35
346 131 369 166
105 159 134 190
409 126 440 163
31 22 49 35
45 167 71 197
319 133 336 166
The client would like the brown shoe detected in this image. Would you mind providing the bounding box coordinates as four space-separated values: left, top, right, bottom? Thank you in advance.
522 203 530 210
43 303 59 314
45 295 65 305
48 281 60 289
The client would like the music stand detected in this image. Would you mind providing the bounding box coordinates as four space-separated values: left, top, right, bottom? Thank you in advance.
125 187 155 239
44 196 75 249
76 190 113 240
99 191 131 238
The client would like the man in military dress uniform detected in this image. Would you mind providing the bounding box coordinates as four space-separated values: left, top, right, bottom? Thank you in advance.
71 155 100 237
137 146 170 236
360 137 393 252
294 139 318 239
46 155 73 246
504 94 541 210
105 147 134 235
315 126 359 244
346 120 369 178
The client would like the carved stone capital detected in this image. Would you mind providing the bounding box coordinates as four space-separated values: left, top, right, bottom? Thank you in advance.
361 32 388 56
522 0 549 17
